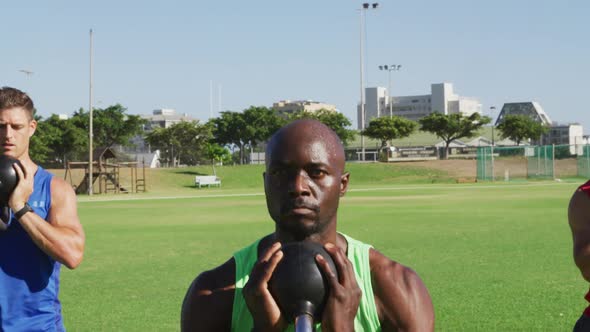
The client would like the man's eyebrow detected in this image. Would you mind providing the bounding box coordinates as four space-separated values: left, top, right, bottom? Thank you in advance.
305 162 333 171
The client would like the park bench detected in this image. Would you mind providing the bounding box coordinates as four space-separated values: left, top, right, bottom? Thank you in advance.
195 175 221 188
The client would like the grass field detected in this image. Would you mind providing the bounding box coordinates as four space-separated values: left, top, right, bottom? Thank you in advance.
55 163 587 331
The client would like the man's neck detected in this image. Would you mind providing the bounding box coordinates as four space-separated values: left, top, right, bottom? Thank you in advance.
273 226 347 251
17 154 38 174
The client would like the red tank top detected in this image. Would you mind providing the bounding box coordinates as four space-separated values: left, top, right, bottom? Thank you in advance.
579 180 590 316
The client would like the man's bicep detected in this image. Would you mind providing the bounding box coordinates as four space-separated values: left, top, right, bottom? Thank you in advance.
398 268 435 332
182 261 236 331
371 251 434 332
48 178 83 233
569 189 590 279
181 279 222 331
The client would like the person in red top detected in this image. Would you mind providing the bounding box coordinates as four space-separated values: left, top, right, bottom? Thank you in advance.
569 180 590 331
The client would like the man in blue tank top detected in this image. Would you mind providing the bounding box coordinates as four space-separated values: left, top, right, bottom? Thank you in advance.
182 119 434 331
0 87 86 331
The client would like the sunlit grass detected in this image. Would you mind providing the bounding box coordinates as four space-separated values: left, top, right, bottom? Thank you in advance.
56 165 584 331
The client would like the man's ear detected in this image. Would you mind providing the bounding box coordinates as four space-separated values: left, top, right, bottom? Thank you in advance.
28 119 37 138
340 172 350 197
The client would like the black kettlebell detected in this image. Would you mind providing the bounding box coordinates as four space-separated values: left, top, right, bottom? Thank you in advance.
0 155 21 204
269 241 338 324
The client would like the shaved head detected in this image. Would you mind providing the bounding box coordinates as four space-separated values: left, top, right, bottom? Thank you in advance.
266 119 346 173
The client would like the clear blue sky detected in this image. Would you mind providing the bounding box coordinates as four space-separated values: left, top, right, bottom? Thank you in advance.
2 0 589 133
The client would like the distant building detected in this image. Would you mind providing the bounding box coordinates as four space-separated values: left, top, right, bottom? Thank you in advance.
143 108 196 131
542 123 584 146
118 108 197 158
358 82 481 129
495 102 552 126
496 102 584 148
272 100 337 114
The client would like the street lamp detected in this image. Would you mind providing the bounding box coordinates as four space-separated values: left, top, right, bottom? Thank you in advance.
490 106 496 146
490 106 496 181
88 28 94 195
18 69 34 95
359 2 378 161
378 64 402 118
18 69 34 77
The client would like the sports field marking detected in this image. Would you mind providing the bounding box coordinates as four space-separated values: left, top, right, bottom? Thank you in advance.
76 181 576 204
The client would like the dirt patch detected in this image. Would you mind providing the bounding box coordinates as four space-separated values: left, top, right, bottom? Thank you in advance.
392 157 579 179
394 159 477 178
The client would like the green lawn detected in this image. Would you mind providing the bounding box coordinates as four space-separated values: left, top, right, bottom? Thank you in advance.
58 165 587 331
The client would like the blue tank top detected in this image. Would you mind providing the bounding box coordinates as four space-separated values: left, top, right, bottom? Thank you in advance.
0 166 64 331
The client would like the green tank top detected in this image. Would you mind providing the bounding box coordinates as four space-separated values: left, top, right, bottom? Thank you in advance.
231 233 381 332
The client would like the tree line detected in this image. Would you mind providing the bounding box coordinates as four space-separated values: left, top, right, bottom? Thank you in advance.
30 103 548 167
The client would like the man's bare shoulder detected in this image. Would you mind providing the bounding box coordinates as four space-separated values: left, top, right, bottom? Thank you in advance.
50 176 75 195
181 257 237 332
569 186 590 229
369 248 434 332
49 176 77 208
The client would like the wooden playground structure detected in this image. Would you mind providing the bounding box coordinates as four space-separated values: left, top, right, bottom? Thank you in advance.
65 148 147 195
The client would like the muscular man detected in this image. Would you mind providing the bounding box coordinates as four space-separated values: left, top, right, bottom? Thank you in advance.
181 119 434 331
569 180 590 331
0 87 85 331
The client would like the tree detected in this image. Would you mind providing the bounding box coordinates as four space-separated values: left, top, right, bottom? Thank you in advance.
145 127 173 166
210 107 285 164
145 121 211 166
210 111 249 164
362 116 417 150
289 109 355 145
206 143 231 165
419 112 491 159
29 114 56 165
497 114 549 145
242 106 286 150
70 104 146 149
205 143 232 175
43 115 88 167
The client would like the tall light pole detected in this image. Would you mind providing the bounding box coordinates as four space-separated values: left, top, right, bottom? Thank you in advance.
490 106 496 181
490 106 496 146
88 29 94 195
359 2 378 161
379 64 401 118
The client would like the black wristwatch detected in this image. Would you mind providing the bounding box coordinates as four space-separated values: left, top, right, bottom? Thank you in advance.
14 203 33 220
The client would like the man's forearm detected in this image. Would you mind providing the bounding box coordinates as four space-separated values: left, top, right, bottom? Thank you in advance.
17 212 84 269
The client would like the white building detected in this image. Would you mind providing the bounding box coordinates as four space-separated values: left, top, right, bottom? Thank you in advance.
143 108 196 131
119 108 197 158
358 82 481 129
272 100 337 114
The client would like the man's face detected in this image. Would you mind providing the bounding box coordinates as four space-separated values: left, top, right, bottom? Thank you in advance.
0 107 36 159
264 130 349 240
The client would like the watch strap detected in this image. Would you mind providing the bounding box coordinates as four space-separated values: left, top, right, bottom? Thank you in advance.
14 203 33 220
